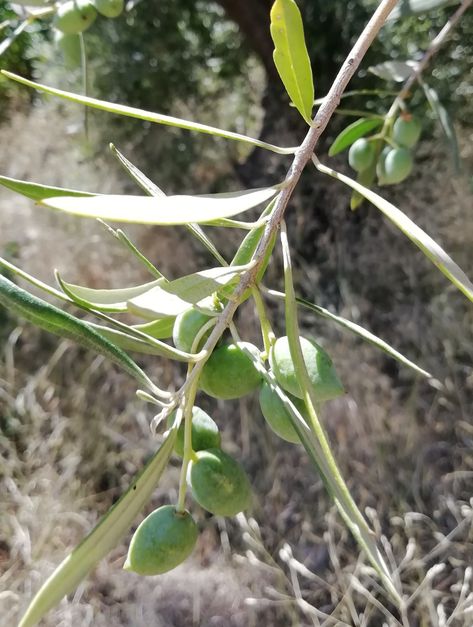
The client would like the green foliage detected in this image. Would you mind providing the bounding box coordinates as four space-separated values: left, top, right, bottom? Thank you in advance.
189 448 252 516
124 505 198 576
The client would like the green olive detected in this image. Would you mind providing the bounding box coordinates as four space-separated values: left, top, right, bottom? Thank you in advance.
54 0 97 34
376 145 391 185
383 147 413 184
269 336 344 402
348 138 376 172
172 307 212 353
166 406 221 457
189 448 251 517
392 116 421 149
258 381 308 443
124 505 198 576
93 0 124 18
199 342 262 400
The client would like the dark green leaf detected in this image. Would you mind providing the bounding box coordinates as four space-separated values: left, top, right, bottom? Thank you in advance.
328 118 383 157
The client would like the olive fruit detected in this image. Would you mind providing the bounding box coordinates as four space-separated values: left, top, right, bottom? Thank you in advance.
259 381 308 443
173 307 212 353
199 342 262 400
124 505 198 576
383 147 413 184
54 0 97 34
54 30 81 67
189 448 251 517
269 336 344 402
93 0 124 18
348 138 376 172
392 116 421 149
166 406 221 457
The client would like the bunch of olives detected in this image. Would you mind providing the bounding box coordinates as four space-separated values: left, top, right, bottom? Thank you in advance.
125 310 344 576
53 0 124 67
348 114 421 186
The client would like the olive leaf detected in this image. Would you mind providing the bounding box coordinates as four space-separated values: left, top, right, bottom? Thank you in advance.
423 84 461 173
110 143 228 266
133 317 175 340
388 0 458 20
0 274 162 394
270 0 314 124
57 275 165 313
0 174 95 200
264 288 432 378
40 187 279 225
18 428 177 627
128 265 249 319
328 118 384 157
1 71 296 155
277 223 401 604
368 60 417 82
315 159 473 303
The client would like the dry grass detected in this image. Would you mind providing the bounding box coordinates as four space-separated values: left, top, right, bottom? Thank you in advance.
1 103 472 626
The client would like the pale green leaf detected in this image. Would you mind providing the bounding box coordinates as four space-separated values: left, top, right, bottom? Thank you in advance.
368 60 417 82
328 118 383 157
0 274 161 394
133 317 175 340
0 174 95 201
423 84 461 173
128 265 248 318
57 275 165 313
270 0 314 124
18 429 176 627
40 187 279 225
315 159 473 303
1 71 296 155
388 0 458 20
264 288 432 378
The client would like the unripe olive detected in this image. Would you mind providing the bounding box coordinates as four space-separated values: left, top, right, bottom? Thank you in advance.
383 147 413 184
376 145 391 185
392 116 421 149
189 448 251 517
93 0 124 18
166 406 221 457
199 342 262 400
172 307 212 353
124 505 198 576
348 138 376 172
54 0 97 34
54 30 81 67
269 336 344 402
259 381 308 443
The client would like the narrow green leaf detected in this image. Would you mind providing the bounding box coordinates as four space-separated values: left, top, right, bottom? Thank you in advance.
128 265 249 319
18 429 176 627
278 223 400 604
0 274 161 394
57 275 165 313
0 19 29 57
350 158 378 210
264 288 432 378
270 0 314 124
40 187 279 225
368 60 416 82
328 118 383 157
0 174 95 201
115 229 165 280
423 84 461 173
388 0 458 20
89 323 192 361
133 317 175 340
316 159 473 303
314 89 398 105
110 144 227 266
1 71 296 155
